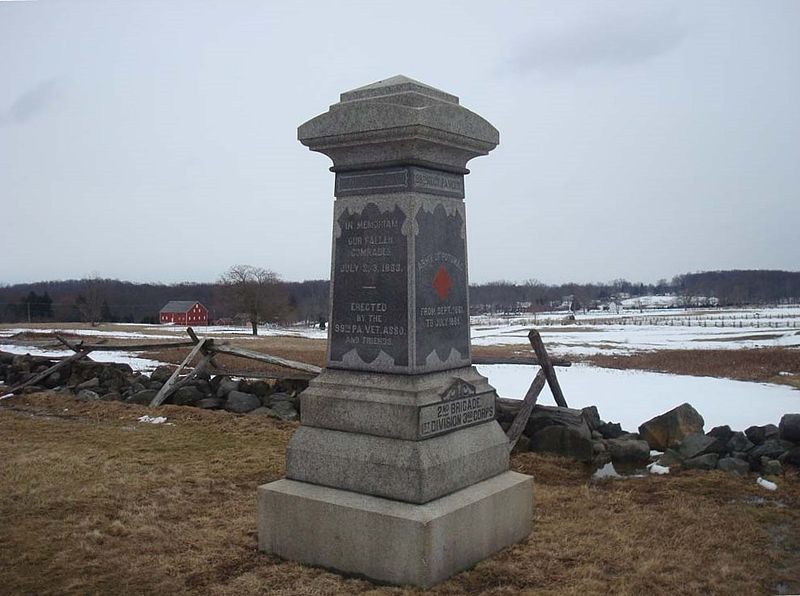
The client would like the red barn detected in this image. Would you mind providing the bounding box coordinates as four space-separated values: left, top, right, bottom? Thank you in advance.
159 301 209 326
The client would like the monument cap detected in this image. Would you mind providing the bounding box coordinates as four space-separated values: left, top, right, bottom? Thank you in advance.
298 75 499 173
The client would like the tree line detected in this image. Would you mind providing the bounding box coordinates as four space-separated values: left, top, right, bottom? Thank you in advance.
0 269 797 325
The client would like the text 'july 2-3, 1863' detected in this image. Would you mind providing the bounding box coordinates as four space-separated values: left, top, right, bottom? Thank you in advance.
330 202 409 367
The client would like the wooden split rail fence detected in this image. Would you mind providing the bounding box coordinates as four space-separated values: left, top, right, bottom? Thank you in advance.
1 326 568 451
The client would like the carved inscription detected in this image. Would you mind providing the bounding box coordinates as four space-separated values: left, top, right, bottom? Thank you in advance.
330 202 408 368
414 203 470 367
418 391 495 438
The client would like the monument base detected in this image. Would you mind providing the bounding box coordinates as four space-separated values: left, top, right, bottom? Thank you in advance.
257 471 533 588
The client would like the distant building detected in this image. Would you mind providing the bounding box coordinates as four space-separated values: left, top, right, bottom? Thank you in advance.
159 301 209 325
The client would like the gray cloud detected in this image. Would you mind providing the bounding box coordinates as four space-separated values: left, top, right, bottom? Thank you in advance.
512 5 688 75
2 78 61 124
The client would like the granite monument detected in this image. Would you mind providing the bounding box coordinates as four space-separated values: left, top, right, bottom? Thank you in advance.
257 75 533 588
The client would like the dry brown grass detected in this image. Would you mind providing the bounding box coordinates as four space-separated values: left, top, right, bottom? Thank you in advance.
587 348 800 389
2 392 799 595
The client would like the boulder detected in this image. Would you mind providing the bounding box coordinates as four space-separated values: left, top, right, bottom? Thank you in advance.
126 390 157 406
147 381 164 391
170 386 205 406
749 439 794 464
150 365 177 384
195 397 224 409
677 433 724 460
224 390 261 414
249 406 276 416
745 424 779 446
760 457 783 477
270 400 299 421
717 457 750 476
525 405 592 442
597 422 625 439
75 377 100 391
76 389 100 401
44 371 63 389
529 425 593 462
249 380 272 398
656 449 684 468
581 406 602 431
606 439 651 463
708 425 734 444
726 432 755 454
638 403 704 451
684 453 719 470
778 414 800 443
779 446 800 466
215 376 240 398
100 392 122 402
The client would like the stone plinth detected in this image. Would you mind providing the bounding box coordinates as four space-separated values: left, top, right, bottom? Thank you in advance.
257 76 533 588
258 472 533 589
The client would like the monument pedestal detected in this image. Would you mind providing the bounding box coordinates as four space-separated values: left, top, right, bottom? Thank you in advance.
257 76 533 588
258 472 533 589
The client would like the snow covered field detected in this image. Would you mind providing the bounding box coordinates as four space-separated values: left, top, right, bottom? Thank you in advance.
477 363 800 431
471 305 800 356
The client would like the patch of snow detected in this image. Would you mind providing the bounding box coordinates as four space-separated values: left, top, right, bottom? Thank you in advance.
0 344 163 373
477 363 800 431
137 415 168 424
647 463 670 475
757 477 777 491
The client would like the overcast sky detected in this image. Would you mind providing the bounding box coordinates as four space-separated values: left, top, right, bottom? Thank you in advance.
1 0 798 286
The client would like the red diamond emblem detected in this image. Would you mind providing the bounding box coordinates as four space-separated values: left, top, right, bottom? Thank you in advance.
432 265 452 300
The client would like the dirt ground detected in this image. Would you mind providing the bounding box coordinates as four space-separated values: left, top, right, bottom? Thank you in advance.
1 393 799 595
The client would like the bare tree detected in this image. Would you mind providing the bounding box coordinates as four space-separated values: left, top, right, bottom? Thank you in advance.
219 265 286 335
75 277 105 326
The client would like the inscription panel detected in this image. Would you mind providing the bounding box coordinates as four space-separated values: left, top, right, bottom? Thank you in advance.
414 203 470 368
335 166 465 198
329 202 409 369
418 392 496 439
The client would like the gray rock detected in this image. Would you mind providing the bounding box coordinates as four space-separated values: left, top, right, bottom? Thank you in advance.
529 425 593 462
581 406 602 430
216 376 240 398
511 434 530 455
191 379 212 395
656 448 684 468
147 381 164 391
75 377 100 390
683 453 719 470
266 391 294 405
726 431 755 454
126 389 157 406
745 424 779 446
638 403 704 451
749 439 794 464
591 430 603 441
171 386 205 406
150 365 176 384
195 397 224 409
76 389 100 401
677 433 724 460
708 425 734 444
525 405 592 442
249 380 272 398
225 390 261 414
779 446 800 466
44 371 63 389
606 439 651 463
271 400 299 421
760 457 783 476
249 406 276 416
778 413 800 443
100 391 122 402
717 457 750 475
597 422 625 439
